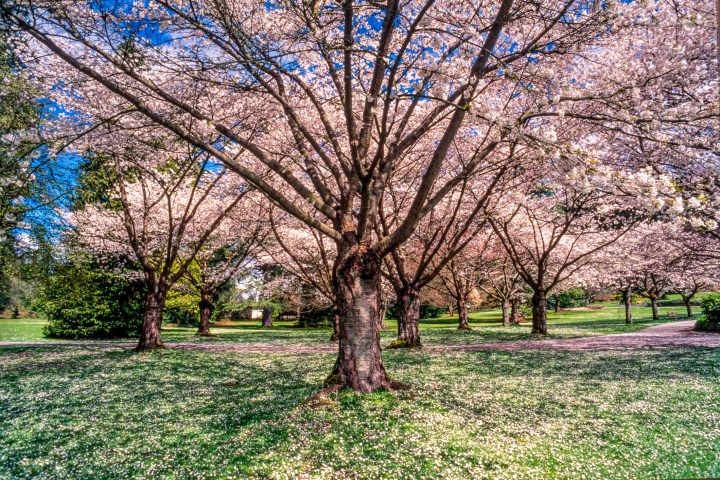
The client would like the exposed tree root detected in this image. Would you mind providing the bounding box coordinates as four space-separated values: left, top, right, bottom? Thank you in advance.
134 343 166 352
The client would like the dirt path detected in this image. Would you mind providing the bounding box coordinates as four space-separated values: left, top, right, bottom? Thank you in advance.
0 321 718 354
438 320 720 352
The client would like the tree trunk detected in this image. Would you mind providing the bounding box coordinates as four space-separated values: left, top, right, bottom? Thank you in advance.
650 296 659 320
329 303 340 341
137 288 166 350
262 306 273 327
448 303 455 316
325 247 392 393
682 296 693 317
510 298 520 324
377 298 388 330
501 298 510 326
531 289 548 335
196 291 214 336
388 287 421 348
457 297 471 330
622 288 633 325
554 295 560 313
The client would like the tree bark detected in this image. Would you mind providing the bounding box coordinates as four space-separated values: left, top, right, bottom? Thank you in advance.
196 291 214 336
457 297 471 330
137 288 166 350
622 288 633 325
681 294 693 317
262 306 273 327
649 295 659 320
329 303 340 341
388 287 421 348
501 298 510 326
377 298 388 330
325 247 392 393
531 289 548 335
510 298 520 324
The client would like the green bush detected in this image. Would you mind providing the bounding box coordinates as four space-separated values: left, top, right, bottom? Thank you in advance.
164 287 199 326
696 294 720 332
386 304 447 320
39 259 146 339
297 306 333 328
550 288 588 309
420 305 447 319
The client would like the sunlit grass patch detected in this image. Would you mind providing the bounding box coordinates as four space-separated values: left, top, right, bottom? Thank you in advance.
0 304 698 348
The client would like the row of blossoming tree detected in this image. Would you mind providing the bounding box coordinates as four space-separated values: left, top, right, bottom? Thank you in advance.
1 0 717 392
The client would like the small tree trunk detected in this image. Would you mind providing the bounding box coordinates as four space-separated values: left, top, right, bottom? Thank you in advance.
330 303 340 341
262 306 273 327
325 247 392 393
457 296 471 330
501 298 510 326
510 298 520 324
448 303 455 316
622 288 633 324
196 290 214 336
377 299 388 330
531 289 548 335
137 288 166 350
650 296 659 320
554 295 560 313
682 296 693 317
389 287 421 348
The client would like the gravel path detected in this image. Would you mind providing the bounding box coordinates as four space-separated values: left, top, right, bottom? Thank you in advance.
0 320 718 354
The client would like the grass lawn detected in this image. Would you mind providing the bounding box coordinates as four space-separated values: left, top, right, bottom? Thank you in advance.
1 345 718 479
0 303 695 347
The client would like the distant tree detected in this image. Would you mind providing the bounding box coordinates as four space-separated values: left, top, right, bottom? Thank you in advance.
474 234 526 326
180 198 269 336
69 130 251 350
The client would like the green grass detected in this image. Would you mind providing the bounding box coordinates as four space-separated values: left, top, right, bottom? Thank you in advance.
0 303 695 347
1 346 718 479
0 318 48 342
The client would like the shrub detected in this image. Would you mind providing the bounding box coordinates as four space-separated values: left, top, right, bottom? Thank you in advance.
39 260 146 339
696 294 720 332
297 306 333 328
164 288 199 326
386 304 447 320
550 288 588 309
420 305 447 319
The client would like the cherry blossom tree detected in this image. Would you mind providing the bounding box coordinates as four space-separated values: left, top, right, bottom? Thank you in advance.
475 237 526 326
180 198 269 336
69 129 250 349
485 152 679 334
381 161 515 347
265 209 339 340
4 0 715 391
435 237 489 331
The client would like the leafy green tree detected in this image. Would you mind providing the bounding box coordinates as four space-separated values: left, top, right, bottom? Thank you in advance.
0 35 43 239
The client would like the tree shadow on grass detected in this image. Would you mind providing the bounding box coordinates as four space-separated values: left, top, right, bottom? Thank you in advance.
0 347 333 479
